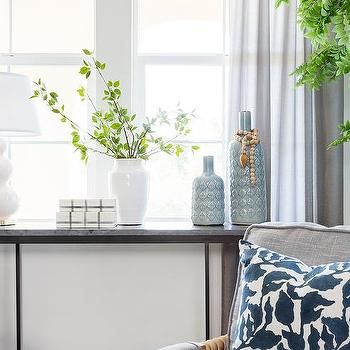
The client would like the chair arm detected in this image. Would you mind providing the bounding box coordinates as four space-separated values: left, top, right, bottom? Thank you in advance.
199 335 228 350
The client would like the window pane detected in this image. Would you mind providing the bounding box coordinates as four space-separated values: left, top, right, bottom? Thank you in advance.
147 143 223 218
12 0 94 53
0 0 9 52
11 66 88 141
138 0 223 53
145 65 223 141
11 144 87 220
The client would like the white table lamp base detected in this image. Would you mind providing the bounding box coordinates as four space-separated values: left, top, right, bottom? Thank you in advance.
0 139 18 225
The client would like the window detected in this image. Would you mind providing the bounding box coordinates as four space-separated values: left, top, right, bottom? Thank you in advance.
133 0 228 218
0 0 94 219
1 0 228 220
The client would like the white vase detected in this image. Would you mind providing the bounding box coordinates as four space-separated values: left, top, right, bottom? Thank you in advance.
109 159 149 225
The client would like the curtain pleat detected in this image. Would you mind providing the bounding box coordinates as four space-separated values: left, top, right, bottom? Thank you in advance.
314 81 344 226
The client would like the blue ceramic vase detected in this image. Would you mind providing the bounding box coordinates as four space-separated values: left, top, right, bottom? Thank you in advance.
191 156 225 226
229 111 267 225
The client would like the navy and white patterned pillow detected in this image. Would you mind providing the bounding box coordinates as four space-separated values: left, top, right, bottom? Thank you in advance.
232 240 350 350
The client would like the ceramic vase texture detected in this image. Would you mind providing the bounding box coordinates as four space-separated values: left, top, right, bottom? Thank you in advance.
0 139 18 225
229 111 267 225
191 156 225 226
109 159 149 225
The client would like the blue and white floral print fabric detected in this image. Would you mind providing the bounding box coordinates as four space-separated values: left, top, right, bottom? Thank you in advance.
232 240 350 350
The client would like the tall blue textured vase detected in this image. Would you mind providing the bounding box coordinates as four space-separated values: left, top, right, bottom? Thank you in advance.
191 156 225 226
229 111 267 225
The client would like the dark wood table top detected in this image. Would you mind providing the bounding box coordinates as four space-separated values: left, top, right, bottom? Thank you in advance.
0 221 247 244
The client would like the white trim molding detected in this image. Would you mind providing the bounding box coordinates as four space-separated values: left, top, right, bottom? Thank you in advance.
92 0 133 197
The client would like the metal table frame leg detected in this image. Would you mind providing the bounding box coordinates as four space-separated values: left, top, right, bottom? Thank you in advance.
16 243 22 350
205 243 210 340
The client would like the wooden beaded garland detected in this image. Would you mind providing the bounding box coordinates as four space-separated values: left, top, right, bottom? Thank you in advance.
235 128 260 186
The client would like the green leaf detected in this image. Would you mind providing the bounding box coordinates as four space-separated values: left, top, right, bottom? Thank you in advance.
79 66 89 74
72 134 80 144
275 0 288 7
175 145 184 157
77 87 85 97
191 145 200 151
103 125 109 136
30 90 40 98
82 49 93 55
328 119 350 148
111 123 121 130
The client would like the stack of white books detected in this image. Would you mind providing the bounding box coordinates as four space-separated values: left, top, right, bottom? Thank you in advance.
56 199 117 228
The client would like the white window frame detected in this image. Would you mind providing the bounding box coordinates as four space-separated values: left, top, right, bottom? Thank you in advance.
132 0 228 145
131 0 229 220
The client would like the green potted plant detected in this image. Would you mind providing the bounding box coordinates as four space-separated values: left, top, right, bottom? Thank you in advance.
277 0 350 147
31 49 198 225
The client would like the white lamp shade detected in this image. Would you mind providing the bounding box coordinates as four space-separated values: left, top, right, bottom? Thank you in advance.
0 72 40 136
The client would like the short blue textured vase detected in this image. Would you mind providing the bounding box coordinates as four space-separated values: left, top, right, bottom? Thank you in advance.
229 111 267 225
191 156 225 226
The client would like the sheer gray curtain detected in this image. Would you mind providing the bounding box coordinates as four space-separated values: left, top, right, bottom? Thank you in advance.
222 0 344 333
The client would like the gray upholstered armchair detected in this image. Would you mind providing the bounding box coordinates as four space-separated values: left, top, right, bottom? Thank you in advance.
157 222 350 350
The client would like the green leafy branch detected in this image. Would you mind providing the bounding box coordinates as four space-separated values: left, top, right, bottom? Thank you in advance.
277 0 350 88
31 49 199 161
328 120 350 148
276 0 350 147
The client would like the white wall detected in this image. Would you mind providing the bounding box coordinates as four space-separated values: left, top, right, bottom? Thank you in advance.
0 243 223 350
